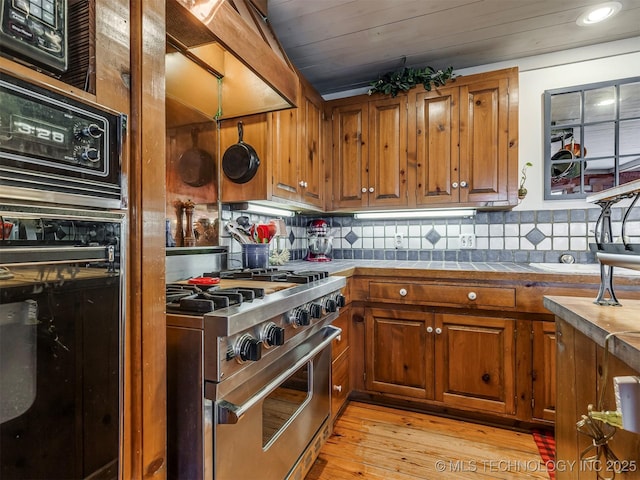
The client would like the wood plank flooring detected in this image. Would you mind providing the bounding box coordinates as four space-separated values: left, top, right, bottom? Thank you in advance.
306 402 551 480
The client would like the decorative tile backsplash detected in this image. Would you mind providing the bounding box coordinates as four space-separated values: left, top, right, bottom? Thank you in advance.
220 207 640 265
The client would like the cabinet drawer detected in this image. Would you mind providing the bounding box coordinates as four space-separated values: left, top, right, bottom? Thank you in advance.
369 282 516 309
332 308 350 361
331 350 350 420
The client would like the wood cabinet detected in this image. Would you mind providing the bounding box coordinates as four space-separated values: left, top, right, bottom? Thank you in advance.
435 313 516 415
412 72 515 207
532 320 556 423
364 308 516 416
221 78 326 210
330 96 408 210
331 307 351 421
328 66 518 211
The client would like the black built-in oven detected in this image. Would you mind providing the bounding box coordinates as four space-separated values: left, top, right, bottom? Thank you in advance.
0 71 126 479
0 72 126 210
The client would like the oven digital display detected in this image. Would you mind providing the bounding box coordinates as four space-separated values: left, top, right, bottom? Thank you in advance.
11 114 66 146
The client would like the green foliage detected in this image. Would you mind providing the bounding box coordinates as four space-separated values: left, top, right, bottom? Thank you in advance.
368 65 455 97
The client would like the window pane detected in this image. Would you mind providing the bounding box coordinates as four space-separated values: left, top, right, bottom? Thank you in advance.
620 119 640 155
584 123 614 157
584 86 616 122
620 82 640 119
620 156 640 186
551 92 581 126
584 157 615 193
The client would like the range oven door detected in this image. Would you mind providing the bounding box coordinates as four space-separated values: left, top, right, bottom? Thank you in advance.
0 205 124 480
212 325 341 480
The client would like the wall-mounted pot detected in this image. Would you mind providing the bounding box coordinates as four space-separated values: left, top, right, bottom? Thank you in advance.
178 129 214 187
222 122 260 184
551 140 587 181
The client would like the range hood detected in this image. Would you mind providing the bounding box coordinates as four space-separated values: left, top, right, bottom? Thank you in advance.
166 0 299 127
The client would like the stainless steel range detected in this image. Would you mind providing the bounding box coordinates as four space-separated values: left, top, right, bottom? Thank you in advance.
166 268 346 480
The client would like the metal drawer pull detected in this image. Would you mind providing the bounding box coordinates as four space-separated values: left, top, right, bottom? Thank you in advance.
399 288 407 297
468 291 477 300
217 325 341 425
333 385 342 393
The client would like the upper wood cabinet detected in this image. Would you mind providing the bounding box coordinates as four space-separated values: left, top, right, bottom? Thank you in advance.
330 96 408 210
327 67 518 212
221 78 325 210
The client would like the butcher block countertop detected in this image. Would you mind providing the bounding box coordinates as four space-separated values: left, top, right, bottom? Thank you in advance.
544 295 640 371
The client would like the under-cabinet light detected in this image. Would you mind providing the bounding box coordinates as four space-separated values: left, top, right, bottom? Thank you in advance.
236 203 295 217
353 209 475 220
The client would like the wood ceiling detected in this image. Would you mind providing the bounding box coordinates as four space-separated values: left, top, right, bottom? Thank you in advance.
266 0 640 96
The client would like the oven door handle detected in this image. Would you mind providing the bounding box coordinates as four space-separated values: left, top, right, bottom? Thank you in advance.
217 325 342 425
0 246 113 266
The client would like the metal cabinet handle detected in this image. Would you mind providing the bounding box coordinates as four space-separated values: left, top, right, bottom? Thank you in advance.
452 182 458 189
303 181 308 187
468 291 477 301
333 385 342 393
361 187 367 193
217 325 341 424
435 327 442 335
426 326 433 333
369 187 374 193
460 181 468 188
335 334 342 343
399 288 407 297
299 181 305 187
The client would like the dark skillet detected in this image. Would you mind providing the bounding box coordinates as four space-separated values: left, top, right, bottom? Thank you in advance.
222 121 260 184
179 129 214 187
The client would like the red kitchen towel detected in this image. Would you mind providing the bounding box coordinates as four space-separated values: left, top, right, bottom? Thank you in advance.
533 429 556 480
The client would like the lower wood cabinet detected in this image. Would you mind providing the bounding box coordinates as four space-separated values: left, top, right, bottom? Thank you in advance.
364 308 518 416
435 313 516 415
331 307 351 421
532 320 556 423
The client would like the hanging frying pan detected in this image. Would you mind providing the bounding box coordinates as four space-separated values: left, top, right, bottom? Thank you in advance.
178 129 214 187
551 139 587 181
222 121 260 184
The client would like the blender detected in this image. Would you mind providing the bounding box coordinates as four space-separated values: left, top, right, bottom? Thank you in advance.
305 219 333 262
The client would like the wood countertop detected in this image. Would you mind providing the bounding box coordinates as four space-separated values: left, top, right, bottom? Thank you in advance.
544 295 640 371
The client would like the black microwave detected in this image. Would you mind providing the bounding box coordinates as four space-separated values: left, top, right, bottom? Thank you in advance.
0 72 126 209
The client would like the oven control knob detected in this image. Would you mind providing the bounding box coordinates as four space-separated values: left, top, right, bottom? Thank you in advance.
334 294 346 308
323 298 337 313
309 303 323 319
234 334 262 363
81 147 100 163
79 123 104 139
261 322 285 348
289 308 310 327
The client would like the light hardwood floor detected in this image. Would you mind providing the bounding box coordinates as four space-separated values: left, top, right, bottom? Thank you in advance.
306 402 551 479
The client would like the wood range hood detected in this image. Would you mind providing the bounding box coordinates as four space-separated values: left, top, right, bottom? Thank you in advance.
165 0 299 127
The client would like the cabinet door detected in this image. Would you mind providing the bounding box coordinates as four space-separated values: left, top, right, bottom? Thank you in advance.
272 107 301 201
300 91 324 208
368 96 408 208
331 102 368 209
414 86 460 206
365 308 433 399
435 313 516 415
459 78 510 204
532 321 556 423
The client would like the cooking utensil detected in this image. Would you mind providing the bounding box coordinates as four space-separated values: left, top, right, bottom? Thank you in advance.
222 122 260 184
187 276 221 285
178 129 214 187
225 221 252 244
551 138 587 181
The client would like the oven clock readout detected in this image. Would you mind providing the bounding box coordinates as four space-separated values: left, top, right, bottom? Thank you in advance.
11 114 65 145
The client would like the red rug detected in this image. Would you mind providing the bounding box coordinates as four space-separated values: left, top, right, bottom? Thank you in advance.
533 429 556 480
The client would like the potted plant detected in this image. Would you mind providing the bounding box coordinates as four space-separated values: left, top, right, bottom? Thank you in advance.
518 162 533 200
368 65 455 97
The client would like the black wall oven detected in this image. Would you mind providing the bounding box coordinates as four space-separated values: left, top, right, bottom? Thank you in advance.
0 71 126 480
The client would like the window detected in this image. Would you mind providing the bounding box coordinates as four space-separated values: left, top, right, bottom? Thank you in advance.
544 77 640 199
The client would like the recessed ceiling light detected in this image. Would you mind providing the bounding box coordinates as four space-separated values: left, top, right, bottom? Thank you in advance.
577 2 622 26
